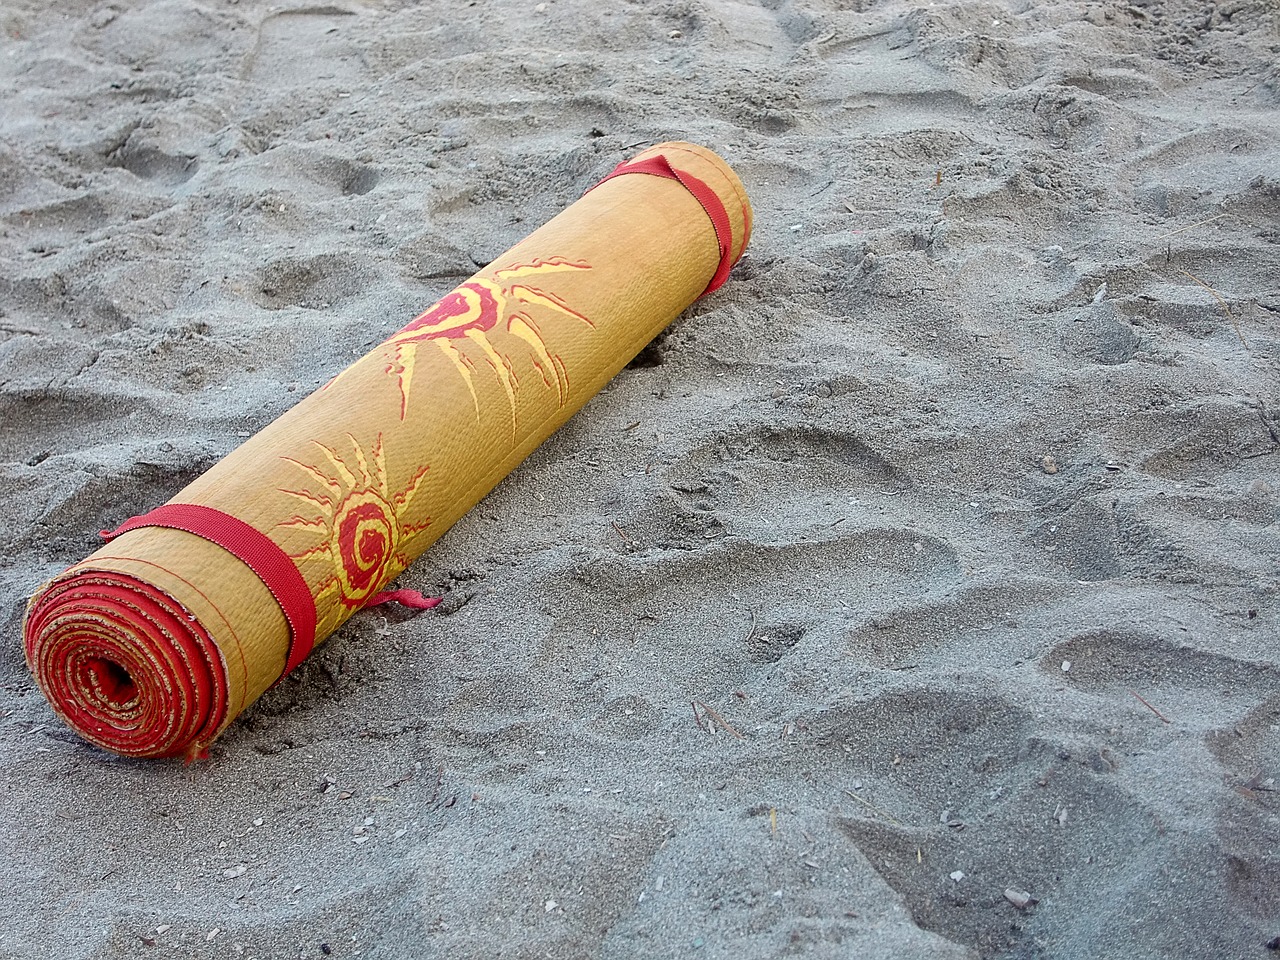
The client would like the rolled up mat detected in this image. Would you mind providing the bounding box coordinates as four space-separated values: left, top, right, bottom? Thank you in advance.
23 141 752 759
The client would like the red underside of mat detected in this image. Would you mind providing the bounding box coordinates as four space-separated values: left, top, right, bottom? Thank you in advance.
24 571 228 759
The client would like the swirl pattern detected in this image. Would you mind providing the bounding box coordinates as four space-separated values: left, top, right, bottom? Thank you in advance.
278 434 430 626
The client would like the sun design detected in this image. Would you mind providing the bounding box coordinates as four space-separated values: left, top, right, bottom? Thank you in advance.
382 256 593 422
276 433 431 621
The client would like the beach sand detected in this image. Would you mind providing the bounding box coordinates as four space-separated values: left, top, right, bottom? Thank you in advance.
1 0 1278 957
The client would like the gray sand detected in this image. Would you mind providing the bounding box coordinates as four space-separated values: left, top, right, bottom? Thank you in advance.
1 0 1278 957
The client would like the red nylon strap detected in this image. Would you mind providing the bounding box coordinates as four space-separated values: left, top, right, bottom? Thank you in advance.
101 504 318 679
593 155 735 297
367 589 442 611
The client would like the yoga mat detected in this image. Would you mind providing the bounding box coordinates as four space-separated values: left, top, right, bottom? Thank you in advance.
23 142 752 759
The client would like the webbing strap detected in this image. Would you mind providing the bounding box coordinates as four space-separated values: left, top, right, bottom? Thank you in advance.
592 154 736 297
102 504 318 678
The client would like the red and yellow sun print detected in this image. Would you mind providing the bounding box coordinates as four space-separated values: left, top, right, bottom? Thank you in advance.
384 256 593 421
276 434 430 622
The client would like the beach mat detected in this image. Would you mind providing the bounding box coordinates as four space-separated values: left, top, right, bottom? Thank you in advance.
23 142 752 759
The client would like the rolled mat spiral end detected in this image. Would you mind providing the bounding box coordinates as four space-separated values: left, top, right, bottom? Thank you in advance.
24 571 229 759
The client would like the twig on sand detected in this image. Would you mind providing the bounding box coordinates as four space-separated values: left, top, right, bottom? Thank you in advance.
1153 213 1230 241
744 608 758 645
1129 690 1171 724
1239 773 1277 800
842 788 904 827
611 520 632 544
1240 66 1279 98
1180 269 1248 348
691 699 744 739
383 766 417 789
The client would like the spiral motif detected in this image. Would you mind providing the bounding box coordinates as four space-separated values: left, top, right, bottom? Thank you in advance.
396 283 498 339
332 490 397 605
373 261 592 421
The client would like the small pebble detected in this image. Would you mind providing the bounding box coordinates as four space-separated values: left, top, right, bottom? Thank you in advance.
1042 455 1059 475
544 899 557 913
221 865 247 880
1061 660 1072 673
950 870 965 882
1004 888 1034 909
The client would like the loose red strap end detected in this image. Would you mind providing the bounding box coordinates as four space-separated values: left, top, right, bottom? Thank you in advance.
366 589 443 611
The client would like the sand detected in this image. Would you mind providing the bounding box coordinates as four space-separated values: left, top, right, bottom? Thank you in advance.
1 0 1278 957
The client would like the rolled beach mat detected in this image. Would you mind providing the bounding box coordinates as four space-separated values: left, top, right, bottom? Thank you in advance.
23 142 752 760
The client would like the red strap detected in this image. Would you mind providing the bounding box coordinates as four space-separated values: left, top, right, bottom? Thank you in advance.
101 504 318 679
366 589 442 611
593 155 736 297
